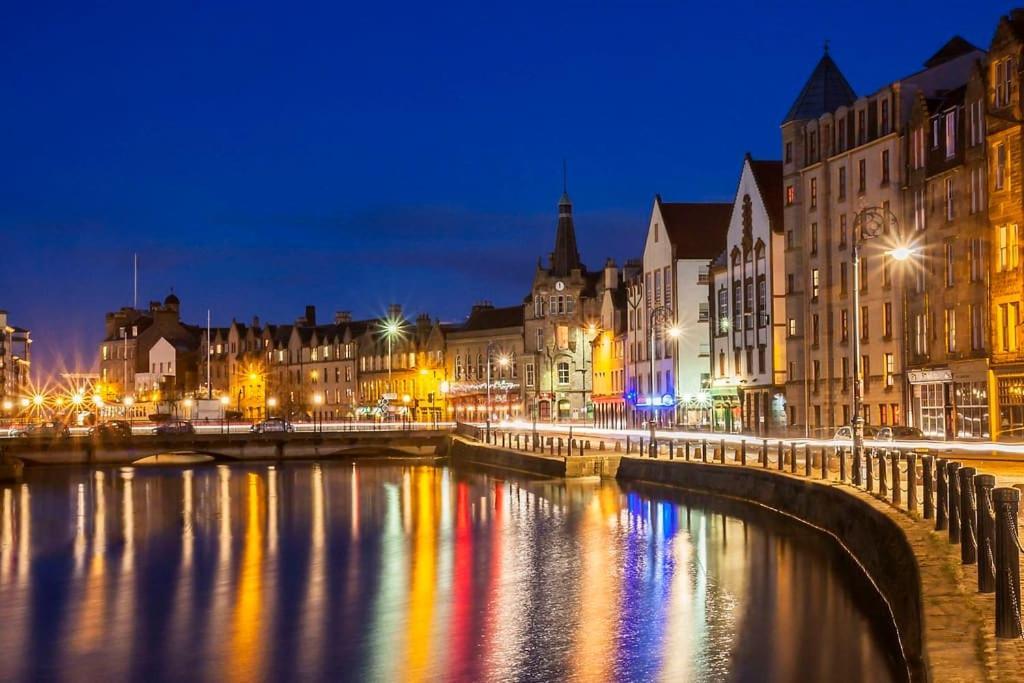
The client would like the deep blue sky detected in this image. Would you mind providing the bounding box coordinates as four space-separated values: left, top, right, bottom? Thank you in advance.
1 1 1008 378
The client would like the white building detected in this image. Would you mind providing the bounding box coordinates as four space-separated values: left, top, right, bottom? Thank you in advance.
709 155 787 434
626 196 731 427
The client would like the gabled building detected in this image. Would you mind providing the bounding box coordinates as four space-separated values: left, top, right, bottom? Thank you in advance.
445 302 525 421
709 155 786 434
591 258 636 429
626 196 731 427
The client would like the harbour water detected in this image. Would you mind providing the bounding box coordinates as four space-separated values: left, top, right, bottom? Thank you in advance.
0 461 903 681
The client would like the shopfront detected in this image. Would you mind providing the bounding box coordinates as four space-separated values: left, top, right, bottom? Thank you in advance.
908 369 952 439
995 374 1024 441
910 363 991 441
710 387 741 433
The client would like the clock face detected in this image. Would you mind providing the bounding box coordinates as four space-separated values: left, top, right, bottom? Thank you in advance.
555 281 565 291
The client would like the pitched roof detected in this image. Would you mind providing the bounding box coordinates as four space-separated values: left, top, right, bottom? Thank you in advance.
657 198 732 260
747 158 784 234
550 192 583 276
459 305 524 332
783 52 856 123
924 36 982 68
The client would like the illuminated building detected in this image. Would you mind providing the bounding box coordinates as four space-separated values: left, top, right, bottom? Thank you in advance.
782 41 980 435
590 259 635 429
445 303 524 421
904 43 990 439
986 12 1024 440
709 155 786 434
0 310 30 405
625 197 730 427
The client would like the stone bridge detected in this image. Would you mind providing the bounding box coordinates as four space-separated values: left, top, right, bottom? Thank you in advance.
0 429 450 466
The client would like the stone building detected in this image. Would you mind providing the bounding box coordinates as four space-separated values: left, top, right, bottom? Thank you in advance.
444 303 525 422
782 42 982 435
0 311 30 404
523 190 609 422
98 306 152 397
904 44 991 439
709 155 787 435
591 259 634 429
986 12 1024 440
626 196 730 427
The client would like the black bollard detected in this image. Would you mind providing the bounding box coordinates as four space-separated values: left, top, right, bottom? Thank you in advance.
740 440 747 466
761 440 769 468
922 455 934 520
907 452 918 514
557 438 563 457
804 444 811 477
878 450 888 498
866 448 874 493
703 439 709 463
638 437 644 456
625 436 631 455
684 441 691 461
959 467 978 565
778 441 785 471
948 461 961 545
936 458 948 531
994 487 1022 638
669 441 674 460
891 451 902 507
720 438 726 462
977 474 996 593
790 442 797 474
839 447 848 483
821 447 829 480
580 440 585 457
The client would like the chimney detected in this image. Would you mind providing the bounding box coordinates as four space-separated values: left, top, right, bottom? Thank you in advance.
304 305 316 326
416 313 431 336
604 258 618 290
335 310 352 324
387 303 402 319
252 315 260 329
471 300 494 314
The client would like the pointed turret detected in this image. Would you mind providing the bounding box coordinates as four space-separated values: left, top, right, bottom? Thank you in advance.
783 49 856 123
550 190 582 276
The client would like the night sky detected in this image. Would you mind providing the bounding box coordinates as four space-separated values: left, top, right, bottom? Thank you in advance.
1 1 1006 378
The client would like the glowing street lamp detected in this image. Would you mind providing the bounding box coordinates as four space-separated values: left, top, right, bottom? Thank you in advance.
379 316 405 396
32 393 45 408
313 393 324 432
267 396 278 418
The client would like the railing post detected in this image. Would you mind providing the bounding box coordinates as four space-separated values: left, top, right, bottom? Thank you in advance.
891 451 902 507
804 444 811 477
936 458 948 531
948 461 962 545
761 440 768 468
959 467 978 565
922 455 934 520
557 438 563 457
703 439 710 463
907 452 918 514
638 437 644 456
669 441 674 460
839 447 848 483
977 474 996 593
549 438 554 456
740 440 747 466
790 442 797 474
684 440 691 461
994 487 1022 639
821 447 829 480
878 450 888 498
720 438 726 462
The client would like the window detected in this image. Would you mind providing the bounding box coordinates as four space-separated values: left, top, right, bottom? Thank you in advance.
970 304 985 351
786 229 794 249
971 166 985 214
842 356 850 390
840 262 848 294
861 306 869 340
809 178 817 209
1000 302 1020 352
811 269 820 299
969 238 984 282
839 214 848 247
785 142 792 163
882 254 891 288
857 110 866 144
942 242 954 287
945 308 957 354
812 360 821 383
858 159 866 193
945 109 957 159
757 278 767 326
654 270 662 306
999 224 1019 271
945 178 955 221
861 355 870 388
788 318 797 337
557 361 570 385
840 309 849 341
534 295 544 318
881 99 890 134
812 314 820 346
883 302 893 338
932 117 940 148
884 353 895 387
525 362 535 387
786 185 795 205
717 288 728 334
838 166 847 200
914 188 925 231
915 313 928 356
698 302 709 323
810 222 818 254
996 143 1007 190
881 149 890 184
535 328 544 351
911 127 924 169
995 57 1014 108
969 99 984 146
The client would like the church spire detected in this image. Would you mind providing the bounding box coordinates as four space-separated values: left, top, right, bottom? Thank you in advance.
550 163 582 276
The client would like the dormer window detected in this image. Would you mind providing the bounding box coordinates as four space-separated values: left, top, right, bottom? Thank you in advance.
944 108 957 159
995 57 1014 108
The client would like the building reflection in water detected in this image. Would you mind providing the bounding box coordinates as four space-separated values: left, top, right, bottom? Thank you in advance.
0 462 901 682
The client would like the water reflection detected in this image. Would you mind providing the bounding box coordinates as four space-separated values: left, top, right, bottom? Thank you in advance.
0 463 903 681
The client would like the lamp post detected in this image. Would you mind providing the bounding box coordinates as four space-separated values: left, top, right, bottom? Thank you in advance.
584 323 600 426
484 341 509 440
647 304 679 428
313 392 323 432
219 394 230 435
850 206 911 485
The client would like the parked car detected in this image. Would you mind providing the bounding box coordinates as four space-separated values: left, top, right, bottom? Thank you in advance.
251 418 294 434
153 420 195 436
832 425 880 440
19 421 71 439
89 420 133 441
877 426 926 442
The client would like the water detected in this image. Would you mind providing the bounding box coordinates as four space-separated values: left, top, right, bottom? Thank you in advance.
0 461 903 682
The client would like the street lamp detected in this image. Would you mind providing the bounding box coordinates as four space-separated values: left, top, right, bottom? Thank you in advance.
379 316 405 399
313 392 323 432
584 323 600 426
647 304 677 429
484 341 509 440
219 394 230 434
850 205 911 485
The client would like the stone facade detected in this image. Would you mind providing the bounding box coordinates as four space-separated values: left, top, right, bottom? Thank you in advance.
444 303 525 422
0 311 30 404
